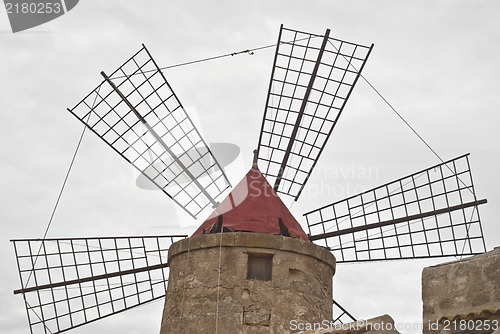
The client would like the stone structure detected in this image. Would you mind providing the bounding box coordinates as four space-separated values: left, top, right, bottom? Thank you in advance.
422 246 500 334
160 232 335 334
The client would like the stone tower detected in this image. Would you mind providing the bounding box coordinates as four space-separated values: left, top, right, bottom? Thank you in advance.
159 167 336 334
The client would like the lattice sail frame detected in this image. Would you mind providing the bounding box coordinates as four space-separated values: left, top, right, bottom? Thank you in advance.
305 154 487 263
333 299 357 325
12 235 186 334
257 25 373 202
68 45 231 220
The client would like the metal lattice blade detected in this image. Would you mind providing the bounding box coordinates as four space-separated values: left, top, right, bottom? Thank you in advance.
333 299 356 325
68 45 231 220
305 154 487 263
257 25 373 202
12 235 186 334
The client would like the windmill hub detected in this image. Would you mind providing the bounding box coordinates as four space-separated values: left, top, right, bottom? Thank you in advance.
193 166 309 239
160 232 335 334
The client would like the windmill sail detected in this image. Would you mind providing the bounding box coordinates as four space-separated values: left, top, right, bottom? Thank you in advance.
12 235 186 334
256 25 373 202
305 154 487 262
333 299 357 324
68 45 231 220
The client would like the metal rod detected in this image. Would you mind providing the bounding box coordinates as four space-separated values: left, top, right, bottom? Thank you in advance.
333 299 356 322
252 149 259 168
14 262 169 295
100 71 218 208
336 251 486 263
308 199 487 241
303 153 472 216
273 28 331 192
10 235 187 242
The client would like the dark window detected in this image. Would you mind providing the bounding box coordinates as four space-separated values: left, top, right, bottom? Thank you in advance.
247 254 273 281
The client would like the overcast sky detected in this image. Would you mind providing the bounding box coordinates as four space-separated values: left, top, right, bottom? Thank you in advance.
1 1 499 333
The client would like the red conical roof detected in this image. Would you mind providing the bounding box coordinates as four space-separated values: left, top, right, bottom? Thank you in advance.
192 167 309 241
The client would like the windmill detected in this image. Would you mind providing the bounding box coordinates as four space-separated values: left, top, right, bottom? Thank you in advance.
11 25 488 334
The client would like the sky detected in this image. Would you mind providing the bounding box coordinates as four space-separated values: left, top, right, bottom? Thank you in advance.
1 1 499 333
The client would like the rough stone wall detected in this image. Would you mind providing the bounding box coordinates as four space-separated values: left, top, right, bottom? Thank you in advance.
160 232 335 334
422 246 500 334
